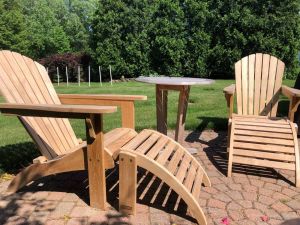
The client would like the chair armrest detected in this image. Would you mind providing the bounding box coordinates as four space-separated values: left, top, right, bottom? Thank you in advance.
223 84 235 118
58 94 147 129
58 94 147 102
223 84 236 95
281 85 300 99
0 103 117 119
281 85 300 122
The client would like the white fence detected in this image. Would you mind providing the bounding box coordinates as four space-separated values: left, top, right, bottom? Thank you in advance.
51 65 113 86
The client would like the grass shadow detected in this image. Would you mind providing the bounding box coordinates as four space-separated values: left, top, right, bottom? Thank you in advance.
192 116 228 132
0 142 39 175
277 99 289 117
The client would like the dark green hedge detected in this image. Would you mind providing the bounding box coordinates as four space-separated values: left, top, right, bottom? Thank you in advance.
91 0 300 79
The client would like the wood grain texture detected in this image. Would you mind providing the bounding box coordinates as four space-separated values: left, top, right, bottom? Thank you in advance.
254 53 263 115
121 101 135 129
120 129 211 224
259 54 270 114
227 115 299 186
265 56 278 115
227 53 299 186
119 151 137 215
281 85 300 122
175 86 190 144
241 56 248 115
59 94 147 129
86 114 106 209
121 148 209 225
223 84 236 95
0 50 82 158
156 85 168 134
7 143 87 193
288 121 300 187
59 94 147 101
248 54 255 115
6 128 138 194
0 103 117 116
233 53 285 116
235 60 242 114
223 84 235 118
136 133 160 154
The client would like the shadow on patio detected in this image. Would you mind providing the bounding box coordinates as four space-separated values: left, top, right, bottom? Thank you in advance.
0 140 198 224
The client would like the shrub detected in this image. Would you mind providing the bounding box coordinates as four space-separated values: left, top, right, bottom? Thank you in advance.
39 52 91 82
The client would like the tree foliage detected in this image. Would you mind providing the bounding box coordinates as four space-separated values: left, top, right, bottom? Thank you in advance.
182 0 211 77
147 0 187 76
0 0 299 78
39 52 91 82
207 0 300 78
10 0 97 59
91 0 151 77
21 0 70 58
0 0 29 55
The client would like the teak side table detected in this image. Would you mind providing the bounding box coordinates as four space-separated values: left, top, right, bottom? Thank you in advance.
136 77 214 144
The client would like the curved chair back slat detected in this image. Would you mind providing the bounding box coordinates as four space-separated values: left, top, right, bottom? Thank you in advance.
235 53 285 116
0 50 78 159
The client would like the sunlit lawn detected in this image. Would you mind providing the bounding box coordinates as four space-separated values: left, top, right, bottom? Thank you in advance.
0 79 296 146
0 80 295 174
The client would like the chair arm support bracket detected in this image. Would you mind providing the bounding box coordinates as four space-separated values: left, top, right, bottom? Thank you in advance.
85 118 97 140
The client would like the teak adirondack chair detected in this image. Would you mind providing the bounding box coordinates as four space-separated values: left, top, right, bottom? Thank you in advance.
0 51 211 225
224 53 300 187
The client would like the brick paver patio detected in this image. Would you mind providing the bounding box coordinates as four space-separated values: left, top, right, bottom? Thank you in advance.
0 130 299 225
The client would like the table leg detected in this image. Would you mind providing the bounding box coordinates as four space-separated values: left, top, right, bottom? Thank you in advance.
175 86 190 144
156 85 168 135
86 114 106 209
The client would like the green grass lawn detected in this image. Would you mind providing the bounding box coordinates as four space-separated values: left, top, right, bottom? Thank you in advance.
0 79 295 174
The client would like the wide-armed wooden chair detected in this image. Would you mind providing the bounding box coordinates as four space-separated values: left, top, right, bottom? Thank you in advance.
224 53 300 187
0 51 211 224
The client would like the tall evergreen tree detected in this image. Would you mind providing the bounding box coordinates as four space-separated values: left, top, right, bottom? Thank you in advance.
183 0 211 77
147 0 187 76
48 0 96 53
91 0 127 76
207 0 300 78
91 0 150 77
21 0 70 58
119 0 151 76
0 0 29 54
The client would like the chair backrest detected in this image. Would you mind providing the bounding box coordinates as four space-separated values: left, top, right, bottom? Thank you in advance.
0 50 79 159
235 53 285 117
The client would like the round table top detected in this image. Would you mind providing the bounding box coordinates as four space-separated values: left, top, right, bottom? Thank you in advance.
135 76 214 86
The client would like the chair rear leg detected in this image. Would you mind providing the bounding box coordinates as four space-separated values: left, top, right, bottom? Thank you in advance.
119 151 137 215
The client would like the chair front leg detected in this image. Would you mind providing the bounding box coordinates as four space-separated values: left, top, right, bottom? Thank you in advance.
86 114 107 210
225 93 234 118
119 151 137 215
